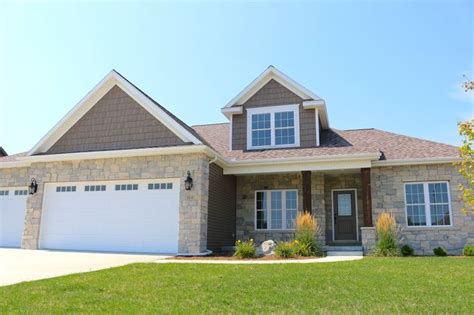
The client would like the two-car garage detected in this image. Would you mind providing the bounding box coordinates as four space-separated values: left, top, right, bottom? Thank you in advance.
1 179 180 254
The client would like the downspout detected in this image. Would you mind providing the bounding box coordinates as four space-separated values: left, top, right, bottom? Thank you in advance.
208 155 218 165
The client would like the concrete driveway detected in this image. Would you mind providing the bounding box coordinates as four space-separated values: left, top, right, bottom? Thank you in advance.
0 248 170 287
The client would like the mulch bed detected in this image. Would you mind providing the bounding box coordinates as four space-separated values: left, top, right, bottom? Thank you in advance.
168 254 320 260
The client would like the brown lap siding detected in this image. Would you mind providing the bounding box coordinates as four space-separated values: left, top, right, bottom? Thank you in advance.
207 163 236 252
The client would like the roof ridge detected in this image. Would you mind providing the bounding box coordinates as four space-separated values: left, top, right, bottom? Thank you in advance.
342 128 375 131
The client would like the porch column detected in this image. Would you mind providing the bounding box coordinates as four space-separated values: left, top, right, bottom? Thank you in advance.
361 168 373 226
302 171 312 213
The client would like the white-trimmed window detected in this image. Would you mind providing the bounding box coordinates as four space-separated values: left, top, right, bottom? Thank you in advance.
247 104 300 149
255 190 298 230
404 182 452 227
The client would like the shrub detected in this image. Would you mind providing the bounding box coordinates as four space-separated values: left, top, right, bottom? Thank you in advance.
294 211 322 256
275 241 296 258
464 245 474 256
293 240 313 257
373 212 401 257
401 245 414 257
234 239 256 258
433 247 448 257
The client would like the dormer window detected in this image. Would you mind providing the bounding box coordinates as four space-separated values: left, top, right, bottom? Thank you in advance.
246 104 300 150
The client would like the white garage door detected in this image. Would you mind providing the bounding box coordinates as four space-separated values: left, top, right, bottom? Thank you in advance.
0 187 28 248
39 179 180 254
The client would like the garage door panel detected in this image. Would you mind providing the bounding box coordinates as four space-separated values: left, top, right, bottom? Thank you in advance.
0 188 27 248
40 180 179 254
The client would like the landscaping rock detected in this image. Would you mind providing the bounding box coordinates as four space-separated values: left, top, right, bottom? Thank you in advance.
257 240 277 256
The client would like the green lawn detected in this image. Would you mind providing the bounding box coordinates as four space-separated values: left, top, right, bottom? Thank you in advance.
1 258 473 313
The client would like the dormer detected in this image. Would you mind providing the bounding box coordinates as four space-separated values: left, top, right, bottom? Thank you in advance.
221 66 329 151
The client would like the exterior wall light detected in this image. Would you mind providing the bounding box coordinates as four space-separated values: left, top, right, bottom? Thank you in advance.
184 171 193 191
28 178 38 195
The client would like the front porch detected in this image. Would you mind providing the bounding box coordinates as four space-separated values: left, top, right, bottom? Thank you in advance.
235 169 375 251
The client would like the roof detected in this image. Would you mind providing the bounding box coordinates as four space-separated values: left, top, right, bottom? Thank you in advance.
112 70 208 146
27 70 203 156
192 123 459 161
0 147 7 156
0 152 27 163
221 66 330 128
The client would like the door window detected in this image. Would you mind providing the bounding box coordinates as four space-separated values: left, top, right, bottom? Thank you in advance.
337 193 352 216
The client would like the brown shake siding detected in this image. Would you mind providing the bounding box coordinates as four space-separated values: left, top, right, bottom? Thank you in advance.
207 163 237 252
231 79 316 150
46 85 186 154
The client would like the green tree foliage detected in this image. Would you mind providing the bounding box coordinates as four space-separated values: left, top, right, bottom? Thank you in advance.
458 79 473 212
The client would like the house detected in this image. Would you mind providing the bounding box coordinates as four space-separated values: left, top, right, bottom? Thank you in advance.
0 147 7 157
0 66 471 255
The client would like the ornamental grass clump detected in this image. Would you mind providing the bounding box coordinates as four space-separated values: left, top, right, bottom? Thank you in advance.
234 239 256 259
294 211 322 256
373 212 401 257
274 241 296 258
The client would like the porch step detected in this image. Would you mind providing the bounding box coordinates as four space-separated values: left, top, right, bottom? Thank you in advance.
324 246 363 257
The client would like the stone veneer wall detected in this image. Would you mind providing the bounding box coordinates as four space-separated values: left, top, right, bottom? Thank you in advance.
0 167 31 187
324 173 363 242
371 164 474 255
0 153 210 254
235 172 325 245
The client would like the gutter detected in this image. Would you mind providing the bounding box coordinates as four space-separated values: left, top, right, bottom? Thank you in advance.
371 157 461 167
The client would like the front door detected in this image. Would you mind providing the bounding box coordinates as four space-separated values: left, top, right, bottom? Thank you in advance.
333 190 357 241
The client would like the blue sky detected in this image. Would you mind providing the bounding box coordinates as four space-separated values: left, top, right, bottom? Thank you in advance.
0 0 472 154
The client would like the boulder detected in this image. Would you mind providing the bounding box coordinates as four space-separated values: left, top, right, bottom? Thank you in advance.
257 240 277 256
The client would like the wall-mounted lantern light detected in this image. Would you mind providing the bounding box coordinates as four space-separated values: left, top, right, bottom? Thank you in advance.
184 171 193 191
28 178 38 195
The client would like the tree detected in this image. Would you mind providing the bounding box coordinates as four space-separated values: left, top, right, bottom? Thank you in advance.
458 78 474 212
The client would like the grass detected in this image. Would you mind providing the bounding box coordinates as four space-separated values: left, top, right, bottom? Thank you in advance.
1 257 473 313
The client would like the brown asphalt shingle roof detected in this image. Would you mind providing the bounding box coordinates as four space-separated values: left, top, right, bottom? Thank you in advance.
192 123 459 161
0 125 459 164
0 152 27 163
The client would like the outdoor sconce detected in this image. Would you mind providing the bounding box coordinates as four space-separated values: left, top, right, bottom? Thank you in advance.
28 178 38 195
184 171 193 191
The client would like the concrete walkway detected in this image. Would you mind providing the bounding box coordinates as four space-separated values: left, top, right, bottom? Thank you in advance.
0 248 170 287
156 255 363 264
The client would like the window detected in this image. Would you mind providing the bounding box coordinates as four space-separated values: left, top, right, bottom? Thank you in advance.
56 186 77 193
404 182 452 227
14 190 28 196
255 190 298 230
251 113 271 147
275 111 295 145
148 183 173 190
247 104 300 149
115 184 138 191
85 185 106 192
0 190 9 196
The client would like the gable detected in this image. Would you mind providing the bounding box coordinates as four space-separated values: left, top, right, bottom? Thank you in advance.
242 79 303 107
46 85 186 154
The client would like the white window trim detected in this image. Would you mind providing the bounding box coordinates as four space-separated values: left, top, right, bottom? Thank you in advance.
403 181 453 228
246 104 300 150
315 108 320 147
254 189 298 231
